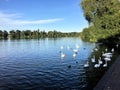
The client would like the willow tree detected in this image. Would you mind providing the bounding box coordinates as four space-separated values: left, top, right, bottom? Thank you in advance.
81 0 120 29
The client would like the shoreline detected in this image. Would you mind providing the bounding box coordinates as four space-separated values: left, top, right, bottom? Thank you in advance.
94 55 120 90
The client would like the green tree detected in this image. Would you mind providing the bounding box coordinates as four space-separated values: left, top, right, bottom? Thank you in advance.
80 0 120 42
0 30 3 39
3 30 8 39
9 30 16 39
16 30 21 39
81 0 120 28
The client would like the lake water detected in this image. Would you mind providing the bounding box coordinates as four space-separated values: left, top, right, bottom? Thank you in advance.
0 37 118 90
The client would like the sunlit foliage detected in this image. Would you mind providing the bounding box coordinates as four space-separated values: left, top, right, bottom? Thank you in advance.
80 0 120 43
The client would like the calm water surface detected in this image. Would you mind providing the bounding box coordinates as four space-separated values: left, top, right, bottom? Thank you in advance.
0 37 118 90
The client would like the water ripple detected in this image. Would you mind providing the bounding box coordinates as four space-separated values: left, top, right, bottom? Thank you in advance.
0 38 95 89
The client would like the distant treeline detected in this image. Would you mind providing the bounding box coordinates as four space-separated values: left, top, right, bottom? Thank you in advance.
0 30 80 39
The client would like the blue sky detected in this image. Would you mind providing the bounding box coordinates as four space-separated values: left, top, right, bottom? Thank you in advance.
0 0 88 32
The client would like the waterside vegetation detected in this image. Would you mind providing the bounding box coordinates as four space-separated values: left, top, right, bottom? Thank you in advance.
80 0 120 44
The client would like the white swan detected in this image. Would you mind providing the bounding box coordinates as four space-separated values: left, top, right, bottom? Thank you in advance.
116 44 119 48
75 44 79 49
103 61 107 67
94 63 100 68
73 53 77 58
111 48 114 53
102 52 112 57
106 52 112 55
73 49 78 53
105 54 112 58
98 57 103 64
91 49 94 53
91 56 95 63
102 52 106 57
61 53 65 59
94 48 98 51
104 57 111 61
99 60 103 64
105 48 108 52
84 61 89 68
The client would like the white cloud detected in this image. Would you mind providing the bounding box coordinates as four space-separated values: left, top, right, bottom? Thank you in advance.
0 12 20 18
5 0 9 2
13 18 64 25
0 12 64 27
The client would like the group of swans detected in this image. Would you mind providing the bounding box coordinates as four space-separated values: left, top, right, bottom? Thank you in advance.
73 44 79 58
94 57 103 68
60 46 65 59
60 44 79 59
101 49 113 67
84 45 117 68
